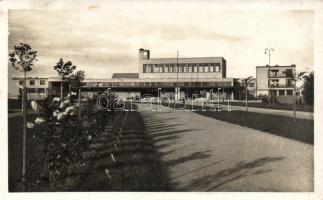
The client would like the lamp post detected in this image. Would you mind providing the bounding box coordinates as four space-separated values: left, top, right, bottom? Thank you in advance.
217 88 221 111
265 48 274 104
176 50 179 100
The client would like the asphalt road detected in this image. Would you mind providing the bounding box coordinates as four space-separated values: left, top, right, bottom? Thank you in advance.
138 104 313 191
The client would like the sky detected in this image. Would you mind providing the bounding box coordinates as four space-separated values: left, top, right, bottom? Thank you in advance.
8 6 313 94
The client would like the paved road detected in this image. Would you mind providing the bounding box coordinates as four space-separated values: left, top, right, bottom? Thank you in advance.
138 104 313 191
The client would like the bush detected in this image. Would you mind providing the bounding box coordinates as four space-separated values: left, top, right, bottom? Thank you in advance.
29 95 104 183
260 94 269 104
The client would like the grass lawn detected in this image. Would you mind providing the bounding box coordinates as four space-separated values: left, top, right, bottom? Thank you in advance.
196 110 314 145
162 103 314 145
221 102 314 112
8 113 40 192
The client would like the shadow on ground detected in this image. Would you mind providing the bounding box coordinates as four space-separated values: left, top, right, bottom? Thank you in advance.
179 156 284 191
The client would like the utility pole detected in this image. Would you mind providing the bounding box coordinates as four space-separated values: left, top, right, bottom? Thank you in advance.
265 48 274 104
176 50 179 100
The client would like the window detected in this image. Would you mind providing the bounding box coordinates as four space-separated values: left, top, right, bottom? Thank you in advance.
165 64 169 73
143 64 147 73
180 65 184 72
159 64 163 73
193 65 198 72
30 80 35 85
188 65 193 72
28 88 36 93
147 65 153 73
215 66 220 72
38 88 45 93
286 90 293 96
169 65 174 73
204 64 209 72
198 66 203 72
40 80 45 85
19 80 23 85
153 64 159 73
286 69 293 78
279 90 285 95
210 64 214 72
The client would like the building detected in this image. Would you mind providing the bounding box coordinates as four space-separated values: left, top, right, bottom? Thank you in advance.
11 49 236 101
256 64 296 97
12 77 49 100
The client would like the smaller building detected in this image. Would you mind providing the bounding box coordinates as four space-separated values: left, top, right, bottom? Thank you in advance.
256 65 296 97
12 77 49 100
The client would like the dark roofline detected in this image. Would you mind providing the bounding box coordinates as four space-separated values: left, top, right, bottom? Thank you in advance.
148 56 225 60
256 64 296 68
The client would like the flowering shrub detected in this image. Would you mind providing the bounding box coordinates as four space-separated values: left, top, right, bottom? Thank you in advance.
28 95 103 183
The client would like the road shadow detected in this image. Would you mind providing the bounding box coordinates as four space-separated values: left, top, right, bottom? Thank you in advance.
165 150 212 167
180 156 284 191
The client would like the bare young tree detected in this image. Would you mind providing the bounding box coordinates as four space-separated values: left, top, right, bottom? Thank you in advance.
9 43 38 188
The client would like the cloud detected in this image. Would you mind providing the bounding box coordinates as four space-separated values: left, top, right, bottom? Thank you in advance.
8 9 313 81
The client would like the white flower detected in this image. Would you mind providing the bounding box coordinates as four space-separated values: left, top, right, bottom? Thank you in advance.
59 102 67 109
64 99 70 104
34 117 45 125
87 135 92 140
27 122 35 129
53 110 60 117
70 111 76 116
57 113 65 120
52 97 60 103
31 101 42 113
67 94 71 99
64 106 75 115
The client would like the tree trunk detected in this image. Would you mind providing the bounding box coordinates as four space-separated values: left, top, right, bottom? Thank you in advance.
22 71 27 189
78 87 81 118
60 81 63 99
293 83 297 121
245 87 248 112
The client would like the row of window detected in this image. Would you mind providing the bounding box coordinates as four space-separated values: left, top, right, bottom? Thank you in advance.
268 69 294 78
268 79 294 87
84 81 232 87
271 90 294 96
19 88 46 93
19 80 46 86
143 63 221 73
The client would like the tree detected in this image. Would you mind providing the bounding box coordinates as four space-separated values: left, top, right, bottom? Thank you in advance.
68 70 85 88
301 71 314 105
289 71 306 121
53 58 76 99
242 76 253 112
68 70 86 117
9 43 38 188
